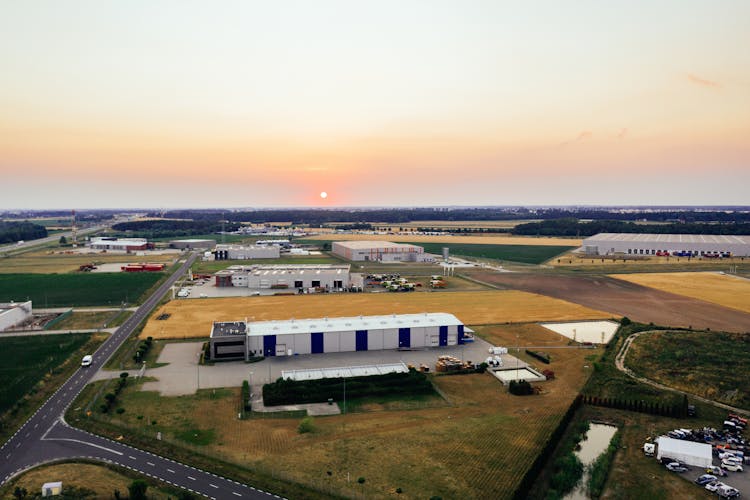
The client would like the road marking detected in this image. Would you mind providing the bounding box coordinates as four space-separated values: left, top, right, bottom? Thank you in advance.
129 455 137 460
233 493 242 497
209 484 218 489
187 476 196 481
147 461 155 466
42 437 124 456
167 468 175 473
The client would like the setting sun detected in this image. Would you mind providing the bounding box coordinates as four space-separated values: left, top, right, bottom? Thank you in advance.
320 191 328 199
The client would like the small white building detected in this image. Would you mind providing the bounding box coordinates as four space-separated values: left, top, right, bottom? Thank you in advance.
41 482 62 497
0 300 33 331
90 237 151 251
656 436 713 468
214 244 280 260
209 312 467 360
332 240 429 262
214 264 355 291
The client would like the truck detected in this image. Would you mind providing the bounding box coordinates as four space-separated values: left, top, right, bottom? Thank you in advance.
643 442 656 456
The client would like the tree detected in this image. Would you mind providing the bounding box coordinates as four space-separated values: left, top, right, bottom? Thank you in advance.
59 235 67 245
12 487 27 499
128 479 148 500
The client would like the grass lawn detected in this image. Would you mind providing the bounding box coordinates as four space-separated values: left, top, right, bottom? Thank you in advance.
626 330 750 410
406 242 575 265
50 310 131 330
0 272 164 307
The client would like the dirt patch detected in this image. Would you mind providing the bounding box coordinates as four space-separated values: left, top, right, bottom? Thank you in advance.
465 270 750 333
141 291 611 339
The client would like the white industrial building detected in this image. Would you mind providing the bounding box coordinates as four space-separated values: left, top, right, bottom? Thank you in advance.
332 240 433 262
656 436 712 468
213 244 280 260
582 233 750 257
89 237 152 251
0 301 33 331
209 312 466 361
214 264 357 291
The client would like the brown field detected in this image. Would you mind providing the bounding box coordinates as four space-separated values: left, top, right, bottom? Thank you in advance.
609 272 750 314
0 251 177 274
303 233 582 246
367 220 542 229
550 250 749 268
1 462 175 499
82 324 594 499
141 291 611 339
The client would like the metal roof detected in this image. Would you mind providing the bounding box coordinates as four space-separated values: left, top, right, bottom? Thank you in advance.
211 321 247 336
282 362 409 381
333 240 422 250
215 264 350 276
583 233 750 244
247 312 462 337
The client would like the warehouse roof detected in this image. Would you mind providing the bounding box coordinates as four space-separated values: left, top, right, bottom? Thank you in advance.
215 264 350 276
211 321 247 336
584 233 750 244
333 240 422 250
246 312 463 337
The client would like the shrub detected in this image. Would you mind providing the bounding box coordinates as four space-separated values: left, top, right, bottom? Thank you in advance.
298 416 315 434
128 479 148 500
120 372 129 379
620 316 631 326
509 380 534 396
116 407 125 414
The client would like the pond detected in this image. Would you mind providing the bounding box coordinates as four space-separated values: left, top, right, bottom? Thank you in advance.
564 423 618 500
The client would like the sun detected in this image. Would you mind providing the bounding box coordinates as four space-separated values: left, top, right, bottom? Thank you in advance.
320 191 328 199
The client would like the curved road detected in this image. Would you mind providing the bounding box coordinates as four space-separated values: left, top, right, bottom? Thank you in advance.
0 253 281 499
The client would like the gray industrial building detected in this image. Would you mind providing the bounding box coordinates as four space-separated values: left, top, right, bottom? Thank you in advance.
214 244 280 260
332 240 433 262
582 233 750 257
209 312 466 361
0 301 33 331
214 264 357 291
169 239 216 250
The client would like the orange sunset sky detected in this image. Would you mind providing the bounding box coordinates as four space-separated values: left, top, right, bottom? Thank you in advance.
1 1 749 208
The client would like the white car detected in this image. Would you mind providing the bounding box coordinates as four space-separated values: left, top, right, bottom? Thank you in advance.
81 355 93 367
706 481 726 492
721 461 744 472
722 456 743 465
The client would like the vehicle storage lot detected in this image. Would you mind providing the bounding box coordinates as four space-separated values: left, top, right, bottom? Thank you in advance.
685 458 749 497
133 336 515 395
465 270 750 333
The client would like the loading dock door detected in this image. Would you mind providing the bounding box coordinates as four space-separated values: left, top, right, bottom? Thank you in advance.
356 330 368 351
439 326 448 347
263 335 276 357
457 325 465 345
275 344 287 356
398 328 411 348
311 332 324 354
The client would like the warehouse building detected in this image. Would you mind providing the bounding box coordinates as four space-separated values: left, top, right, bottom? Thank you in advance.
582 233 750 257
169 239 216 250
209 312 466 361
332 240 432 262
213 244 280 260
0 300 33 331
89 237 153 251
213 264 357 290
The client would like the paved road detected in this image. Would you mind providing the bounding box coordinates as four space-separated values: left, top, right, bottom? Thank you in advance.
0 224 106 254
0 253 280 499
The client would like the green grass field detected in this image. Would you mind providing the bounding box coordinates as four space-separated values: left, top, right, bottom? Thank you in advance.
0 333 90 413
407 242 575 264
0 272 164 307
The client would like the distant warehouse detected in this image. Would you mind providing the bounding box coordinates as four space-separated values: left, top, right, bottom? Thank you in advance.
89 237 153 251
209 312 466 361
332 240 434 262
169 239 216 250
214 264 358 291
582 233 750 257
213 244 280 260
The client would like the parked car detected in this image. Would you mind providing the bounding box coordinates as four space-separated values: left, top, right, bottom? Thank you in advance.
723 456 743 466
721 461 744 472
717 484 741 498
720 451 742 460
666 462 688 472
707 465 729 477
695 474 717 485
706 481 726 493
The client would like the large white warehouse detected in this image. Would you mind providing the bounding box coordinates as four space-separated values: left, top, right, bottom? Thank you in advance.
0 301 33 331
213 244 280 260
214 264 356 291
209 312 466 361
582 233 750 257
332 240 432 262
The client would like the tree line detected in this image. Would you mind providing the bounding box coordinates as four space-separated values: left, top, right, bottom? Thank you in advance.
512 218 750 236
111 219 240 238
0 221 47 244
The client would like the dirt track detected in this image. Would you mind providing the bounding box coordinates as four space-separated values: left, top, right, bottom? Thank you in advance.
465 271 750 333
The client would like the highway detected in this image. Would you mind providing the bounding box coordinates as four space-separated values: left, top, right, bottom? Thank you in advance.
0 224 107 254
0 253 281 499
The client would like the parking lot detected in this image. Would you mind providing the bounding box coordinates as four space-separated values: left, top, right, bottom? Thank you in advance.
134 336 527 397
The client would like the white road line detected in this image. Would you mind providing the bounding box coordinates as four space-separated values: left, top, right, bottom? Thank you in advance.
147 461 155 466
209 484 218 489
42 437 124 456
167 468 175 473
129 455 137 460
188 476 196 481
233 493 242 497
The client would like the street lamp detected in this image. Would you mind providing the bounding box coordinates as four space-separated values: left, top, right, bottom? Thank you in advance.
196 352 200 390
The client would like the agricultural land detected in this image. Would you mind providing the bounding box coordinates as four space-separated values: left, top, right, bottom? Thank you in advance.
610 272 750 314
141 291 612 339
69 322 596 499
549 250 750 271
299 233 582 246
0 250 175 274
0 272 164 307
406 242 574 264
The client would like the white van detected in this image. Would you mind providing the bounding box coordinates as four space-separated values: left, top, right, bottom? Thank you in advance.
81 355 93 367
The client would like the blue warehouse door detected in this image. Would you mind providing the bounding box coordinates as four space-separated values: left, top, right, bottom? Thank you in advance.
356 330 368 351
457 325 465 345
398 327 411 348
439 326 448 346
311 332 324 354
263 335 276 357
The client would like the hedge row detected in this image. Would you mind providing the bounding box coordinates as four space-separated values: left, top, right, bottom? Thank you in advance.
581 394 687 418
263 369 435 406
525 350 550 364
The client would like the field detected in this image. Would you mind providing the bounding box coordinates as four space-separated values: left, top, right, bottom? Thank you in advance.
0 273 164 307
610 272 750 314
407 242 575 264
0 462 178 499
141 291 611 339
70 323 594 499
300 233 582 246
51 310 131 330
0 250 176 274
626 330 750 410
0 333 91 413
372 219 542 229
191 255 339 274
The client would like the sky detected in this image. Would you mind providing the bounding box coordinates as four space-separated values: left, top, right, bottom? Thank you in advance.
1 0 749 209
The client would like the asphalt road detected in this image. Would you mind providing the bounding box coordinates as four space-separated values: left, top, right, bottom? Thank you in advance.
0 253 281 499
0 224 106 253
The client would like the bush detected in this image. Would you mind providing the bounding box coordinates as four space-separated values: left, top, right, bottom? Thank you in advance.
100 404 109 413
298 416 315 434
120 372 129 379
620 316 631 326
526 349 551 364
476 362 488 374
509 380 534 396
116 407 125 414
128 479 148 500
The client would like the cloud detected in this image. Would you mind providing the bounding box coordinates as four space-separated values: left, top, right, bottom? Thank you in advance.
617 128 628 139
559 130 592 147
687 74 721 88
